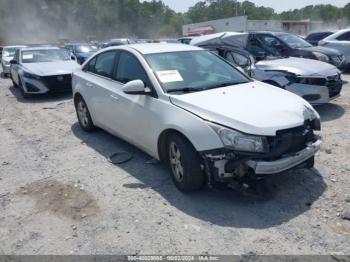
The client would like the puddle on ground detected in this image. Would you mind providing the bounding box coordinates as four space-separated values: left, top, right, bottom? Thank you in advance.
16 179 99 220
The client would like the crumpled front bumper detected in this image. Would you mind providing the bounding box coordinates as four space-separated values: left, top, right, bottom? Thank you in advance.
286 83 341 105
246 139 322 175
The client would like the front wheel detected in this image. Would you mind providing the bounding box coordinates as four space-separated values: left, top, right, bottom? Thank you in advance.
74 96 96 132
11 75 18 88
18 78 30 98
167 133 205 192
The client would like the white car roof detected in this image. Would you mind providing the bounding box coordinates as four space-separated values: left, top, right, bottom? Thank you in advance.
325 28 350 40
122 43 203 54
190 32 248 47
3 45 27 49
21 46 61 51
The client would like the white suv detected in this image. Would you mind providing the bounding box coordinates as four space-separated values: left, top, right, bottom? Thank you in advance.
72 44 321 192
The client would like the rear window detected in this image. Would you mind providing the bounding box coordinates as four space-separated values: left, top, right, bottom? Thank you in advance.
306 32 333 41
336 32 350 41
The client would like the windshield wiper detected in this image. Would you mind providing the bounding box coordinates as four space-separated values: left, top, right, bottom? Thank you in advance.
167 87 204 93
203 81 248 91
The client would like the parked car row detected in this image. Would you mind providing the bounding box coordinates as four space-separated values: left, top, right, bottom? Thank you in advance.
2 29 346 192
191 32 344 105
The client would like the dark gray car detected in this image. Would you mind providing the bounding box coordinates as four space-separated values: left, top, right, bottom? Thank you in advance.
250 32 346 70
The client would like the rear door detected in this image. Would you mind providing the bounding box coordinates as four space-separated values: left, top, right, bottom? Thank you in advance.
80 50 119 129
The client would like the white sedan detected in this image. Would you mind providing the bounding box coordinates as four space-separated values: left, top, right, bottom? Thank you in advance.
10 47 80 97
319 29 350 69
73 44 321 192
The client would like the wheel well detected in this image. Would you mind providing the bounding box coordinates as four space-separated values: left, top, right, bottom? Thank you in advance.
157 129 195 163
73 92 83 105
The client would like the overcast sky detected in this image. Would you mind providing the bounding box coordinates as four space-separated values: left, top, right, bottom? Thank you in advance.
146 0 349 13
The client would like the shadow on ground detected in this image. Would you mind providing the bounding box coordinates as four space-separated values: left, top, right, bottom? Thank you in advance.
314 103 345 122
9 85 72 104
71 122 327 229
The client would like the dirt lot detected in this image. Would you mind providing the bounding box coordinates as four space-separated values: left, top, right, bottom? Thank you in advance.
0 71 350 255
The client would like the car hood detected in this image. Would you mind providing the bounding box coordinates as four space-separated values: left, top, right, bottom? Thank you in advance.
169 81 318 136
256 57 339 76
23 61 80 76
298 45 342 56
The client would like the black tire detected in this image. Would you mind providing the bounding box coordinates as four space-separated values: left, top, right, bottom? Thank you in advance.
305 156 315 169
18 78 29 98
166 133 205 192
11 75 18 88
74 95 96 132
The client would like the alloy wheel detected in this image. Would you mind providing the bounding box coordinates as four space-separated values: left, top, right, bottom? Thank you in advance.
169 141 184 182
77 100 89 127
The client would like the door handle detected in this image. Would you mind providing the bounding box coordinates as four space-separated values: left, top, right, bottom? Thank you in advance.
85 82 93 87
110 94 119 101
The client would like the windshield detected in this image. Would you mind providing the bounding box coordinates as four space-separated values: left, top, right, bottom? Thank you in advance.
145 50 250 93
3 48 17 57
76 45 97 53
278 33 312 48
21 49 71 63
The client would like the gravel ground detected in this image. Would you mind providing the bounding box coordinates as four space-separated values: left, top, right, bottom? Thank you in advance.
0 71 349 255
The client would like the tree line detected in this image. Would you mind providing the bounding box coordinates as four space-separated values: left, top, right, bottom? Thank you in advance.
0 0 349 44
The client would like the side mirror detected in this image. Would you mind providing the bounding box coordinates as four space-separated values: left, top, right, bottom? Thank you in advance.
10 60 18 64
122 80 150 95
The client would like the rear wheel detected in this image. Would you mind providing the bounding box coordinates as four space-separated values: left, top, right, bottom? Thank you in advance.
166 133 205 192
75 96 96 132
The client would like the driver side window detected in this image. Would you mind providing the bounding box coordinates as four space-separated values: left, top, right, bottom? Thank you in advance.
114 51 151 87
259 35 283 48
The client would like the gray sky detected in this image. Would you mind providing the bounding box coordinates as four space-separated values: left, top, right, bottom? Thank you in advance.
145 0 349 13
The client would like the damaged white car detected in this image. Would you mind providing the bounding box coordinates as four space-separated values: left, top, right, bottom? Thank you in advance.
192 32 343 105
73 44 321 192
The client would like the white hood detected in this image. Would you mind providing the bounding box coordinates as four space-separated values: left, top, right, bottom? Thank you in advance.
23 61 80 76
256 57 339 76
170 81 318 136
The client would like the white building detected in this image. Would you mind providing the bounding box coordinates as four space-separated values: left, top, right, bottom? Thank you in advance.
183 16 248 36
182 16 282 36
